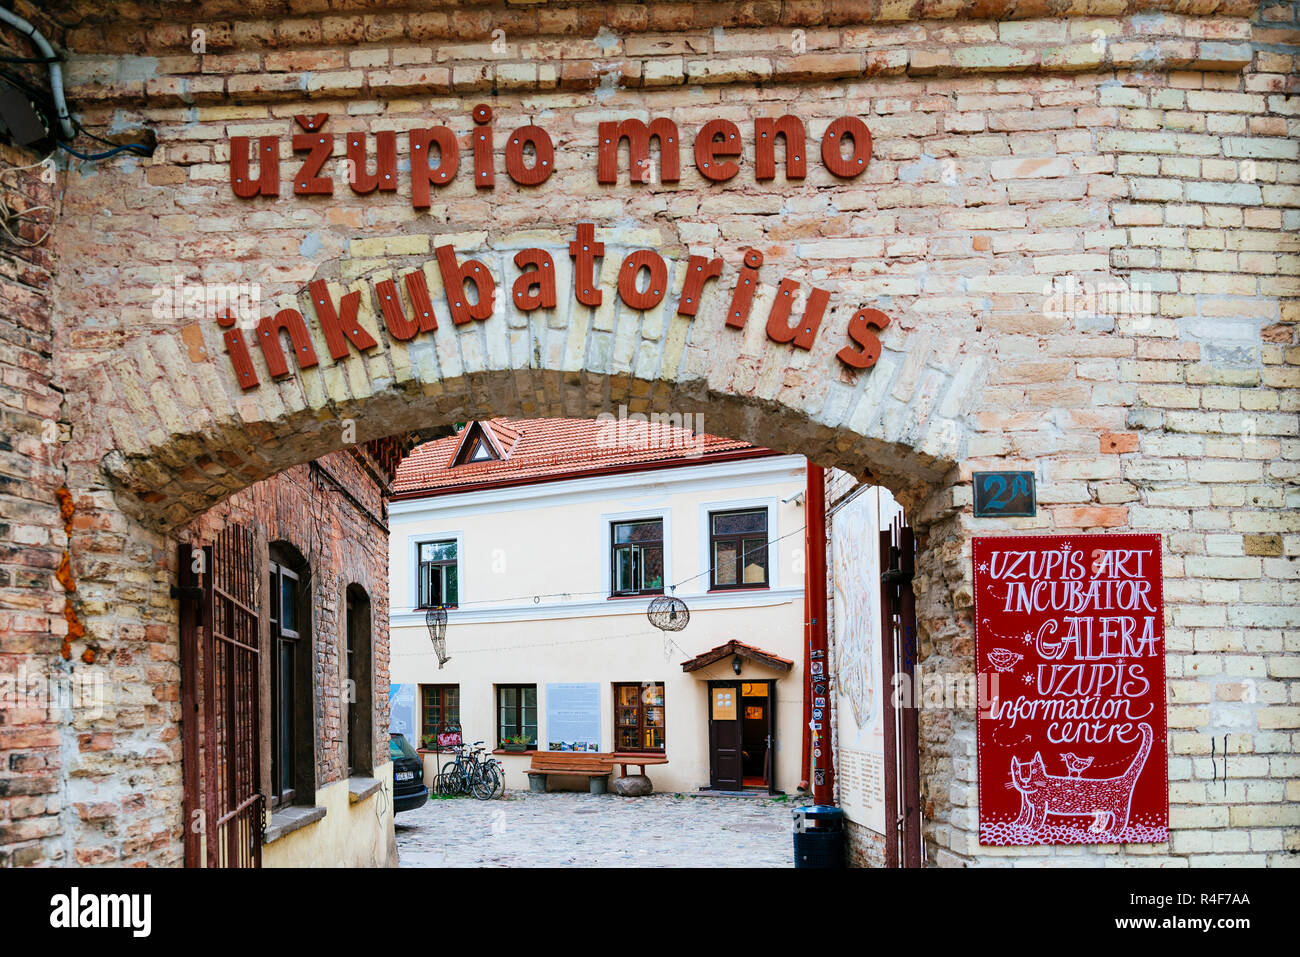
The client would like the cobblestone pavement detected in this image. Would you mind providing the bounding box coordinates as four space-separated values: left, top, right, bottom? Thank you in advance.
395 790 795 867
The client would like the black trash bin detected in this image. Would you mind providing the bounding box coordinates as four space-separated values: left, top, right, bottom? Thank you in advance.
792 805 845 868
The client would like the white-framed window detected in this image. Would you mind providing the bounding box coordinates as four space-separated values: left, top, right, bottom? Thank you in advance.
418 538 460 605
708 507 770 589
697 497 780 592
601 508 672 598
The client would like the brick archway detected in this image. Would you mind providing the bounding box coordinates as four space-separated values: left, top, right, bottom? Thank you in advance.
7 0 1289 869
81 235 973 532
54 237 976 867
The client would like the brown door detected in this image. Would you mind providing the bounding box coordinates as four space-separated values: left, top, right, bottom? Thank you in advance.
708 681 742 790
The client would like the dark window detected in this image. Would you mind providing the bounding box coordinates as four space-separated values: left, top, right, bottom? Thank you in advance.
420 685 461 750
710 508 769 589
496 685 537 748
610 519 664 597
614 682 665 752
417 540 458 608
346 585 373 777
269 559 301 806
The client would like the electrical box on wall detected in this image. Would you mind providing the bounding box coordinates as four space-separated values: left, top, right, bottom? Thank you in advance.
0 82 53 150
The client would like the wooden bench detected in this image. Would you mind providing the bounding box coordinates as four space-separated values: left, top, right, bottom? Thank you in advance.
524 752 614 793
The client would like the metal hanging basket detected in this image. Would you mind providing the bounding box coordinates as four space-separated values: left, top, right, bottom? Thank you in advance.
425 604 450 668
647 594 689 632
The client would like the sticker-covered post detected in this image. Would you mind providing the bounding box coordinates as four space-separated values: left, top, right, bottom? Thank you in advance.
973 534 1168 846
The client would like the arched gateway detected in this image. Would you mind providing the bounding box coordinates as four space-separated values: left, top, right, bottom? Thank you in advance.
1 0 1293 868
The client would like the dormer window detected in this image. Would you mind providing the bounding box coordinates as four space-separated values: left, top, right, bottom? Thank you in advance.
448 420 512 467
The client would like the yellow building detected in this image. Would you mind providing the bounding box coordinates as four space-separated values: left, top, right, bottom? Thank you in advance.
388 417 809 796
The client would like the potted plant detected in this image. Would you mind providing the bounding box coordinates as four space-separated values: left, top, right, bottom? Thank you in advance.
499 733 531 753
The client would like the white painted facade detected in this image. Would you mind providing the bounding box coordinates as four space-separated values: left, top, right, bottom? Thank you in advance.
387 453 809 795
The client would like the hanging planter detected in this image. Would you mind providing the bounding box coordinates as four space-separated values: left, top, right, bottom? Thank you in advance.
425 604 450 668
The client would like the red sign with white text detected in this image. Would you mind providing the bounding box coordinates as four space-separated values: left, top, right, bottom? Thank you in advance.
974 534 1168 846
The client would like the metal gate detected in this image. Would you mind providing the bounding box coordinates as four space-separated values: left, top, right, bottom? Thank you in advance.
178 524 263 867
879 515 923 868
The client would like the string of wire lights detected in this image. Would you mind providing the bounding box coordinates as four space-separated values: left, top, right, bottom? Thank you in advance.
422 522 807 612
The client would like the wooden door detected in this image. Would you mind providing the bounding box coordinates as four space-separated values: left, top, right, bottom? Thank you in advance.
707 681 742 790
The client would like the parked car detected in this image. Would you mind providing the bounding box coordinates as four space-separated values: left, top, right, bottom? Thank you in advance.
389 732 428 813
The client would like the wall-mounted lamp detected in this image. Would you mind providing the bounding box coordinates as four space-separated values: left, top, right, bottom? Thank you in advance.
732 656 742 675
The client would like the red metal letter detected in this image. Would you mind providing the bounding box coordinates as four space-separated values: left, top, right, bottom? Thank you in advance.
676 255 723 318
410 127 459 209
230 136 279 198
766 278 829 350
725 249 764 330
512 249 557 311
435 245 496 325
505 125 555 186
754 115 807 181
255 308 319 378
568 223 604 307
836 308 891 370
308 279 378 361
472 103 494 190
618 250 669 311
347 131 397 194
218 311 259 390
821 116 873 178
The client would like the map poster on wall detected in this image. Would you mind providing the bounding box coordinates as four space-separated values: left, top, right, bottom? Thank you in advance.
974 534 1168 847
546 683 601 753
831 487 903 836
389 684 418 741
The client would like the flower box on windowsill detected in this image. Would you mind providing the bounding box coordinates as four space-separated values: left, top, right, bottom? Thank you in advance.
499 743 531 753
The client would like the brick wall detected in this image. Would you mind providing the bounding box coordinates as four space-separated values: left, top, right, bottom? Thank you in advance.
0 141 68 865
183 448 392 795
0 0 1293 866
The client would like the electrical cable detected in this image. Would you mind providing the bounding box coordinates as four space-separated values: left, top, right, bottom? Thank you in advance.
415 521 806 612
57 140 150 161
0 6 74 140
0 148 57 247
70 119 154 157
0 148 54 177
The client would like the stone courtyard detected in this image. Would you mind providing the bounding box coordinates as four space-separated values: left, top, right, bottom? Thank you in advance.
395 792 794 868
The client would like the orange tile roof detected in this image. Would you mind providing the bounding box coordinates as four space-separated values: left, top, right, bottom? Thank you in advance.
680 639 796 673
393 417 770 497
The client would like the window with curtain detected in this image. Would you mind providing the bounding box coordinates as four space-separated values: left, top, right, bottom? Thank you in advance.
709 508 769 589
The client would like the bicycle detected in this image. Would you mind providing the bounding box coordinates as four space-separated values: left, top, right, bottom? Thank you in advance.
436 741 504 800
